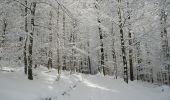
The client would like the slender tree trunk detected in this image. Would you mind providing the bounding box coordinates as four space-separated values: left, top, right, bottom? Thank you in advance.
28 2 36 80
111 22 117 78
62 13 67 70
99 24 105 76
135 41 141 80
95 0 105 76
2 18 7 44
71 21 77 73
0 17 7 63
118 0 128 83
55 5 62 81
47 11 53 70
57 5 61 74
127 2 134 81
0 17 7 62
24 0 28 74
87 41 92 74
24 37 28 74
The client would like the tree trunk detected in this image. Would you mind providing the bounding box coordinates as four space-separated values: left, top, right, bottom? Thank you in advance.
2 18 7 45
127 3 134 81
118 0 128 83
28 2 36 80
24 37 28 74
24 0 28 74
47 11 53 70
62 13 67 70
71 22 77 73
95 0 105 76
87 41 92 74
57 5 60 74
111 22 117 78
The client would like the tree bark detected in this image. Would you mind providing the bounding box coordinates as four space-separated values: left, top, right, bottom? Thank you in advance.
118 0 128 83
127 2 134 81
111 22 117 78
95 0 106 76
24 0 28 74
62 13 67 70
28 2 36 80
87 41 92 74
47 11 53 70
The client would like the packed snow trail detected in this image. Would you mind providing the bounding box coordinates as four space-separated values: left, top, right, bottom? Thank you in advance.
0 67 170 100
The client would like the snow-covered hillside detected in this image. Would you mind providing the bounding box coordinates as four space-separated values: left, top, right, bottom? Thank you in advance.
0 67 169 100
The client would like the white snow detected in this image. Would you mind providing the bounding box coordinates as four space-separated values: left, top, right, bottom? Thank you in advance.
0 67 170 100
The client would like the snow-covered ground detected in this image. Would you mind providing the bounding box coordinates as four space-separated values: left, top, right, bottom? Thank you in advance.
0 67 170 100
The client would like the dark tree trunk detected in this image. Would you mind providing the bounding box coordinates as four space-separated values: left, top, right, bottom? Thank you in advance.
62 13 66 70
24 37 28 74
2 18 7 44
118 0 128 83
28 2 36 80
87 41 92 74
24 0 28 74
127 2 134 81
99 25 105 76
56 5 61 74
95 0 105 76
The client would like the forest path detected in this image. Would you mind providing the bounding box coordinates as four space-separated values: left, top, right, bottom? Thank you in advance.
54 73 170 100
0 67 170 100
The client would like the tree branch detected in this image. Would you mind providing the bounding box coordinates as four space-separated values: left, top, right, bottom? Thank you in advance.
13 0 31 11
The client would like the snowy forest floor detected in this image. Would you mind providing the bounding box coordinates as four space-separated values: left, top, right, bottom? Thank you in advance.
0 66 170 100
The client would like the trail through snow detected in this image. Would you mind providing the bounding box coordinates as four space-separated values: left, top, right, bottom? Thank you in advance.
0 67 170 100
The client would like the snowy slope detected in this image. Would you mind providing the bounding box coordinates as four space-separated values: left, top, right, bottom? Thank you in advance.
0 67 170 100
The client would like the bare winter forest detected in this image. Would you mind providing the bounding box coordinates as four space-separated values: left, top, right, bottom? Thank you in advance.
0 0 170 100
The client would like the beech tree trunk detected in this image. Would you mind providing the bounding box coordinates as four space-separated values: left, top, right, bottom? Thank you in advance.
127 2 134 81
95 0 106 76
111 22 117 79
118 0 128 83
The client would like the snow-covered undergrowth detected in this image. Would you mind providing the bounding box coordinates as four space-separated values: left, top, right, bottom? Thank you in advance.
0 67 170 100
